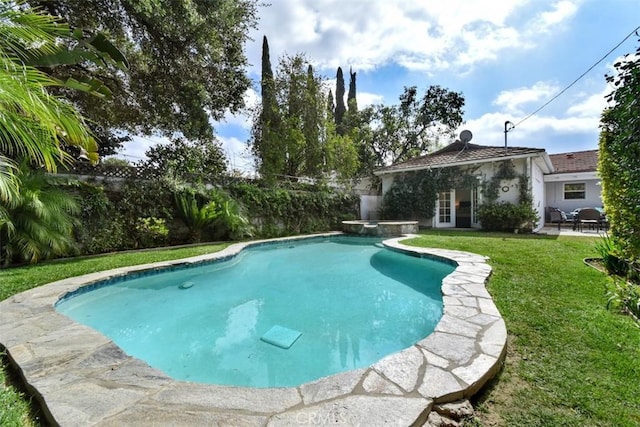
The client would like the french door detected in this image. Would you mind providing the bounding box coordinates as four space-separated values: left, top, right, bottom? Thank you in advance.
436 190 455 227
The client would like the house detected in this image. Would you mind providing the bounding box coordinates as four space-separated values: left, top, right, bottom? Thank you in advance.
544 150 601 214
373 138 601 232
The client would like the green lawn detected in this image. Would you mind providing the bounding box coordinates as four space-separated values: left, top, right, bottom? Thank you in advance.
0 244 228 427
403 231 640 427
1 233 639 426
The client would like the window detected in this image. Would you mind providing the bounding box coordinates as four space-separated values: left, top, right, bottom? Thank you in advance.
438 191 451 223
564 183 585 200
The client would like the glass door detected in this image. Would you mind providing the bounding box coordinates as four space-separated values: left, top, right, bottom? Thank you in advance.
436 190 455 227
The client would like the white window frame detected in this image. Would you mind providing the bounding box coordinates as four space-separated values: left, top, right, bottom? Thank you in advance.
563 182 586 200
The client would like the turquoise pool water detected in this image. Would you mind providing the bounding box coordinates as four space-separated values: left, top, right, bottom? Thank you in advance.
56 237 454 388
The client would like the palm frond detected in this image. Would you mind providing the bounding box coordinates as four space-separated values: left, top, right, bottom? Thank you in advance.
0 155 19 204
1 167 78 264
0 1 70 63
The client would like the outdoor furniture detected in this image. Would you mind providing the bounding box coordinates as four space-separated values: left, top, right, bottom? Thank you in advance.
575 208 603 232
548 208 565 230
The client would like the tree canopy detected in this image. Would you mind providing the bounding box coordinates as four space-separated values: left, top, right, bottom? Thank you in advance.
357 85 465 173
0 2 98 202
27 0 259 155
141 138 227 182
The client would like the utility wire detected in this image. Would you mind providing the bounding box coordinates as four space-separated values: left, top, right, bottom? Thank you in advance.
512 25 640 129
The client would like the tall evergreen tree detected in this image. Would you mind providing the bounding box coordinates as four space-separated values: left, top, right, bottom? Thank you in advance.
252 35 283 179
348 67 357 113
334 67 346 134
303 64 323 177
327 90 335 117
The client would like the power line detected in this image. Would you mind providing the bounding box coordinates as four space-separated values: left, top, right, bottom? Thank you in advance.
512 24 640 130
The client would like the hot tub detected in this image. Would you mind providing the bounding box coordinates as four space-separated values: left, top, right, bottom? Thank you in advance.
342 220 419 236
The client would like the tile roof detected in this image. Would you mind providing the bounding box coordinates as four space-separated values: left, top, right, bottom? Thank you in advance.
375 141 546 174
548 150 598 174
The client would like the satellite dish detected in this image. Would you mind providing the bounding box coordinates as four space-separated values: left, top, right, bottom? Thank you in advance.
459 130 473 143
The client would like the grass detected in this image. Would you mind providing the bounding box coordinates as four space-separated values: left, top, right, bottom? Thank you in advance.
0 243 228 426
403 230 640 427
1 232 639 426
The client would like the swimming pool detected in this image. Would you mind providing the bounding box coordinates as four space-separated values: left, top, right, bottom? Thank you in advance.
56 237 454 387
0 234 506 425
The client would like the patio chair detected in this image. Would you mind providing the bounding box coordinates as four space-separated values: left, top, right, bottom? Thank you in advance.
576 208 602 232
548 208 565 230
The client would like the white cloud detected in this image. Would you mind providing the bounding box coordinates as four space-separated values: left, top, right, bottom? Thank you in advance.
566 88 609 117
493 82 560 114
249 0 578 75
530 0 580 34
219 135 254 174
116 135 169 163
355 91 384 108
462 108 601 153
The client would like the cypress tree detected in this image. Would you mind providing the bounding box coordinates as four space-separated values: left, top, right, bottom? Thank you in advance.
254 35 282 179
327 90 335 117
347 67 357 113
334 67 346 134
303 64 322 177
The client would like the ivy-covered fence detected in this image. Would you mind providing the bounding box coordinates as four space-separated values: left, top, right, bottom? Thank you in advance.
68 177 359 257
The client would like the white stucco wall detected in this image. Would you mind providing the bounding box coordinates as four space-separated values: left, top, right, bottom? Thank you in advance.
531 158 546 231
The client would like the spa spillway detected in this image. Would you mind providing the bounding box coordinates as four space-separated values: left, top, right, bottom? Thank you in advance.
342 220 419 236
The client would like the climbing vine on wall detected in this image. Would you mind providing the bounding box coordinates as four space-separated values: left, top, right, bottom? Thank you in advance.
477 160 538 232
380 166 479 220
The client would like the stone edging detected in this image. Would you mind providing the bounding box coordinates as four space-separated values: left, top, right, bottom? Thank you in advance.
0 233 506 426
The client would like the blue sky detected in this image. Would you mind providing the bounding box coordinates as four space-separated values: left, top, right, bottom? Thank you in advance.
121 0 640 174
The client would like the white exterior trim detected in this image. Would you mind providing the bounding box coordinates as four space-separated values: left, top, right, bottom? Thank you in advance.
544 171 598 182
375 152 553 176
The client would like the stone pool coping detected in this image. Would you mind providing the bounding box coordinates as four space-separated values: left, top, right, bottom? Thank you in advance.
0 233 506 426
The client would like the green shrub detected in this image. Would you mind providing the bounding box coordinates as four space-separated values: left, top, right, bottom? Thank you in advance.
599 43 640 263
207 188 253 240
477 202 538 232
595 235 629 277
1 169 79 265
135 217 169 248
606 276 640 320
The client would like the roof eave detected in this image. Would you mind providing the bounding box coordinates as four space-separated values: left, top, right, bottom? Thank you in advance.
374 151 546 176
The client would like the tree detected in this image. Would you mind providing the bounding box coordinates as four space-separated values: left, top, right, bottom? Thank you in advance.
252 35 284 179
358 85 465 173
141 138 227 182
28 0 259 154
0 3 98 203
347 67 357 113
303 64 324 177
251 46 361 181
274 54 315 177
334 66 346 134
598 39 640 262
326 90 335 117
252 53 327 179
